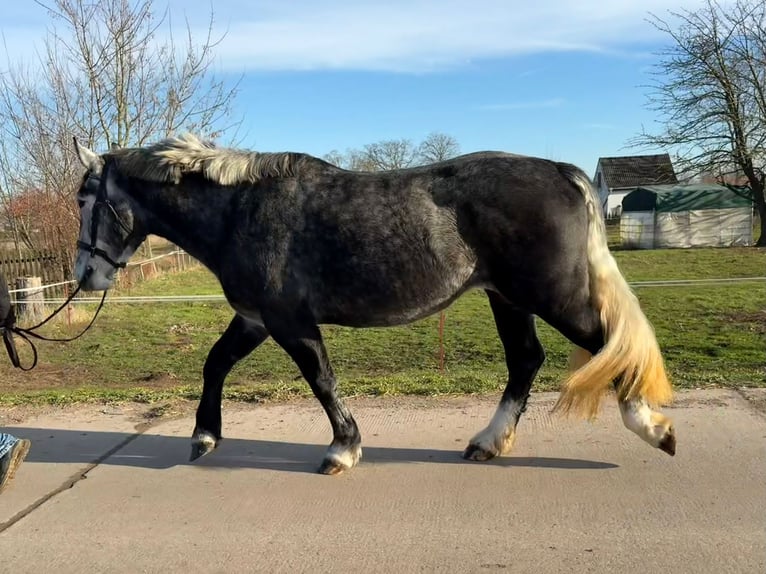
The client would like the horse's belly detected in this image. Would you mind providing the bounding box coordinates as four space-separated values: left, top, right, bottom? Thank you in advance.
316 270 484 328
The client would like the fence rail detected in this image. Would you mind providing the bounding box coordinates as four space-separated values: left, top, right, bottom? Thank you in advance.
3 248 195 303
11 276 766 305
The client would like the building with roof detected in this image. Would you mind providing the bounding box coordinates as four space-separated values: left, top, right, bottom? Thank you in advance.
594 154 678 218
620 183 753 249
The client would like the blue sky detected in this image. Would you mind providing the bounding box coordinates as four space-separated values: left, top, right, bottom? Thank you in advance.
0 0 708 176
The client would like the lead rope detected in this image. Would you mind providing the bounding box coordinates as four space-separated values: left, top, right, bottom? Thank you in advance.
2 270 108 371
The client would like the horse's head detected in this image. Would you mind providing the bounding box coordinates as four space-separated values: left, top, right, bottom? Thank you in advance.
73 139 145 291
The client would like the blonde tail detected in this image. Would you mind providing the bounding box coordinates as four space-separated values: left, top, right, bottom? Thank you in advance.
552 164 673 419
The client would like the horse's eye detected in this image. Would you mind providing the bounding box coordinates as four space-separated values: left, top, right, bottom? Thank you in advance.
78 199 85 208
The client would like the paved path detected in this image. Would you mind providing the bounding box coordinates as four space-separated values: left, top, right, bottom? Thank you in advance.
1 389 764 573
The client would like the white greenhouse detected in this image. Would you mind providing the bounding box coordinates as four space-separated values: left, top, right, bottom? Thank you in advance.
620 184 753 249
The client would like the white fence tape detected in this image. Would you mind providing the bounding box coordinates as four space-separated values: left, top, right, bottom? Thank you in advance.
7 249 187 294
11 276 766 305
8 279 78 295
630 277 766 286
125 249 185 267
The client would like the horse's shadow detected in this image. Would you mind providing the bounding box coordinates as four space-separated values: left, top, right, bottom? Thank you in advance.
4 426 618 473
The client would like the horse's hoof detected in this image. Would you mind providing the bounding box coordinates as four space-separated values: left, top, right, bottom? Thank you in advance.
462 444 497 462
658 430 676 456
620 401 676 457
318 444 362 475
318 459 350 475
190 430 218 461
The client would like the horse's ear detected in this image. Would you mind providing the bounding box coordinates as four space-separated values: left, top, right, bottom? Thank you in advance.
73 137 103 173
110 142 120 151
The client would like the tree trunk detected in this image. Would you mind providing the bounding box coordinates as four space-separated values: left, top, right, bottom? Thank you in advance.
740 166 765 247
752 181 766 247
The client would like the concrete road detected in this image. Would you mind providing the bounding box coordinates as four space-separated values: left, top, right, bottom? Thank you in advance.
1 389 764 573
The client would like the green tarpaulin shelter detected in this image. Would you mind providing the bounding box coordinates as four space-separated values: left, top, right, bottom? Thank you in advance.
620 184 753 249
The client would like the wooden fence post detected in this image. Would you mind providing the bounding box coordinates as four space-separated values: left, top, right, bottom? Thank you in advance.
15 276 44 324
65 282 72 327
438 310 447 373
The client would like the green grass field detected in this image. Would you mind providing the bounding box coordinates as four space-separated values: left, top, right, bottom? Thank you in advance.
0 246 763 406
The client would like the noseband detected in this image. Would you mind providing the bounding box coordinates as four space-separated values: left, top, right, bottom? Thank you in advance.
76 172 130 270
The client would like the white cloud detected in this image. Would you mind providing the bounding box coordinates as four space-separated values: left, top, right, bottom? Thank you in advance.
203 0 712 72
0 0 712 73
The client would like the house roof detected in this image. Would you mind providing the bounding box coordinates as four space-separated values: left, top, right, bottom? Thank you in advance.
597 154 678 189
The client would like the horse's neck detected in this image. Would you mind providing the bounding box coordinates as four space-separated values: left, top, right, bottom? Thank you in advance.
138 184 235 273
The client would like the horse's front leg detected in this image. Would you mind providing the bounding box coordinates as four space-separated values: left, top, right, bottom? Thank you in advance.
191 314 269 460
262 305 362 475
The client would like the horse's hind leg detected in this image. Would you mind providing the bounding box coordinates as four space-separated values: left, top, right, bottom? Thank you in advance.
262 306 361 475
617 397 676 455
463 291 545 461
191 314 269 461
538 291 676 455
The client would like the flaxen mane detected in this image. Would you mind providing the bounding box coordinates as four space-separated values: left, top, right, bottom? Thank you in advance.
108 134 306 186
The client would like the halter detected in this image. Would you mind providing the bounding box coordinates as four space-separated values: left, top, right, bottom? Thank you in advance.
76 167 130 270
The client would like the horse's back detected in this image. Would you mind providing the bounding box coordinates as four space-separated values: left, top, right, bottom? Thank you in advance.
223 151 592 326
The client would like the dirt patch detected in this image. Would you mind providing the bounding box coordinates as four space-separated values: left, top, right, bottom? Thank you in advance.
667 396 732 408
737 388 766 416
0 363 191 394
0 364 74 391
0 399 199 427
723 309 766 334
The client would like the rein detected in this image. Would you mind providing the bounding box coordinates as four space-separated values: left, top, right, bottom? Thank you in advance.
3 169 125 370
2 270 108 371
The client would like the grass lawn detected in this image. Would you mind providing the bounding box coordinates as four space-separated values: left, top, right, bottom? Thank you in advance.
0 246 763 406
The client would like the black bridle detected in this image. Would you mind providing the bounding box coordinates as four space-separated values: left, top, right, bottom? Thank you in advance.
76 169 130 271
2 168 130 370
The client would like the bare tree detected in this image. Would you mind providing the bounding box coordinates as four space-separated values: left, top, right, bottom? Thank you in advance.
346 149 380 171
322 148 378 171
635 0 766 245
322 150 347 168
0 0 239 267
325 133 459 172
362 139 419 171
417 132 460 164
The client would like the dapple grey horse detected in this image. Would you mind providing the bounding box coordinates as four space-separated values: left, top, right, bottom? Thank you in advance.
72 134 675 475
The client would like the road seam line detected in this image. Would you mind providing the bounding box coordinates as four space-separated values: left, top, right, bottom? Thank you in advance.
0 423 153 533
